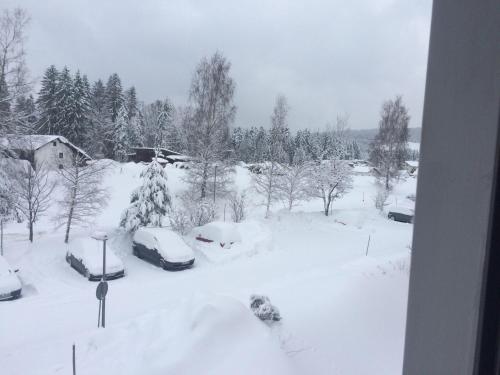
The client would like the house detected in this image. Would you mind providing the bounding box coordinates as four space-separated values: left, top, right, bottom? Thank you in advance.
127 147 191 166
0 134 91 170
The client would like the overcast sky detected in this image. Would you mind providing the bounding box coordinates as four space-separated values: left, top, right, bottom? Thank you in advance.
6 0 432 130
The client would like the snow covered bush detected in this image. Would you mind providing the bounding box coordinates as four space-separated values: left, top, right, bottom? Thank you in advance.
229 191 246 223
182 196 217 228
250 294 281 322
120 160 171 232
168 205 192 235
374 188 389 212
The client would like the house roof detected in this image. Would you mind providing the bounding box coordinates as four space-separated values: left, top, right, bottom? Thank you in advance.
405 160 419 168
130 146 181 156
0 134 92 160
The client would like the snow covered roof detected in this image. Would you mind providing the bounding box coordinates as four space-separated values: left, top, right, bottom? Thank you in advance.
130 146 181 156
405 161 419 168
0 134 92 160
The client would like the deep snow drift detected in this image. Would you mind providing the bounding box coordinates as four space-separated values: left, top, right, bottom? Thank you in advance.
0 161 415 375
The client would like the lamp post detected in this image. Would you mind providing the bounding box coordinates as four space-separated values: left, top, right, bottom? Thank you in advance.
92 231 108 328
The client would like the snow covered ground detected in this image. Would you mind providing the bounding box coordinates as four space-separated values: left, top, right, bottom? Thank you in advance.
0 162 415 375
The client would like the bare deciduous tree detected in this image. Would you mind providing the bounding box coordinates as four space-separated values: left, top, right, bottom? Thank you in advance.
183 52 236 199
308 159 352 216
253 95 289 218
0 8 31 131
8 160 56 242
229 191 246 222
277 160 312 211
369 96 410 190
55 155 109 243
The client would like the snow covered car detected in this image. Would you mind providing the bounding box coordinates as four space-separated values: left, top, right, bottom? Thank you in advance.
132 228 195 271
388 208 414 223
66 238 125 281
0 256 22 301
192 222 242 249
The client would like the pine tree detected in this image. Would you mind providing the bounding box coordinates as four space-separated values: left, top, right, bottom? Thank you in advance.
124 86 138 119
70 71 91 146
37 65 59 134
120 159 171 232
105 73 124 123
113 105 129 161
13 94 37 134
54 66 75 137
86 79 109 157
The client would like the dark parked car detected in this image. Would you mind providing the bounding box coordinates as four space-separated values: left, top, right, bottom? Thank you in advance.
388 208 414 223
0 256 22 301
66 238 125 281
133 228 195 271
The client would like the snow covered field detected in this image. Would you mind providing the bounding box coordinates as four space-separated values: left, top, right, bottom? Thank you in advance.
0 162 415 375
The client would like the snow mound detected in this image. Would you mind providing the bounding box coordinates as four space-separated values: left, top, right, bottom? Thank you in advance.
73 294 294 375
191 221 242 248
189 220 272 264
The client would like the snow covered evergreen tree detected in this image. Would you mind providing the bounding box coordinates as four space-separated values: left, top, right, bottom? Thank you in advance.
13 94 37 133
54 66 74 137
124 86 138 119
37 65 59 134
103 73 124 157
104 73 124 123
113 105 130 161
120 159 171 232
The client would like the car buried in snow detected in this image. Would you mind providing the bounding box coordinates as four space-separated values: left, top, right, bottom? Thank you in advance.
66 238 125 281
387 208 414 224
0 256 22 301
132 227 195 271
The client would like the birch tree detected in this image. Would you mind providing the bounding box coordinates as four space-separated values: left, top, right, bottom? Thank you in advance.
253 95 289 218
183 52 236 200
369 96 409 190
55 155 109 243
0 8 30 132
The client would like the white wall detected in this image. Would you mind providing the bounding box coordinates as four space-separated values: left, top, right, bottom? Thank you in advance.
34 139 75 169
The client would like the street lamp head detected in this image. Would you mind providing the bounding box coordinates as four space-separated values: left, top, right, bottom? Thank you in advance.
91 231 109 241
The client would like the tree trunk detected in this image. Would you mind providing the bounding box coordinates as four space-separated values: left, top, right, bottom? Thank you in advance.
29 220 33 242
200 163 208 199
64 205 74 244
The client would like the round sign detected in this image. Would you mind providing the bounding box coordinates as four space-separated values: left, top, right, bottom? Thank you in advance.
96 281 108 300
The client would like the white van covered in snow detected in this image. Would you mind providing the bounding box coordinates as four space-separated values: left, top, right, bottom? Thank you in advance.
133 228 195 271
0 256 22 300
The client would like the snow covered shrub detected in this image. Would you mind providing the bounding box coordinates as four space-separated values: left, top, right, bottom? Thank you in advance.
229 191 246 223
250 295 281 322
183 197 217 227
120 160 171 232
168 205 192 235
374 189 389 212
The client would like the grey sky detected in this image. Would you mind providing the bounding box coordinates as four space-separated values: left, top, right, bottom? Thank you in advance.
6 0 432 130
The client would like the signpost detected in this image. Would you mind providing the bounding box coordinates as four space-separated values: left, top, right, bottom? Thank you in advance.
92 232 108 328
